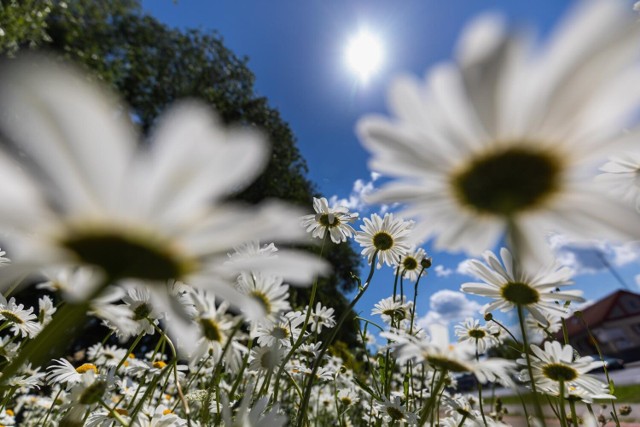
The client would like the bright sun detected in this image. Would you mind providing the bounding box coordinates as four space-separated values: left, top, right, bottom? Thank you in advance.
345 30 384 83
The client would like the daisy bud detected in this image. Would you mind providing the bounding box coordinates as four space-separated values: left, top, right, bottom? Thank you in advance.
483 313 493 321
420 257 432 269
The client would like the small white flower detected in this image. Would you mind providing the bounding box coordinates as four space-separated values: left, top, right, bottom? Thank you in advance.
454 318 500 353
301 197 359 244
355 213 414 268
0 295 41 338
305 302 336 333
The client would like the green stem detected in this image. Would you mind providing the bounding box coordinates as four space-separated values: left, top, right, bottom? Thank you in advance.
517 304 545 424
559 379 568 427
476 342 488 426
569 399 579 427
271 235 328 404
295 251 379 427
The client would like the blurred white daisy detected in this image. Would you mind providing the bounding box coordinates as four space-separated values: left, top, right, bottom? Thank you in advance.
236 273 290 324
357 1 640 267
301 197 359 244
0 57 329 316
371 296 412 325
461 248 584 324
385 330 515 387
596 152 640 212
355 213 414 268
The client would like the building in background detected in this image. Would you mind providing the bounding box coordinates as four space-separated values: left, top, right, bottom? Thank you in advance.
563 290 640 362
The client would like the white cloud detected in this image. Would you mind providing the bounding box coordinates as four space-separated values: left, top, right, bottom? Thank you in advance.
417 290 482 328
456 259 475 276
434 265 453 277
549 234 640 275
329 172 392 214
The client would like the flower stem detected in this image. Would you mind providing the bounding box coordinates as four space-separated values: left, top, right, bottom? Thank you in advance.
517 304 545 424
295 251 379 427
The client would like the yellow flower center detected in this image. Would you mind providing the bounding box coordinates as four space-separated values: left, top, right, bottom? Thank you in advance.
75 363 98 374
152 361 167 369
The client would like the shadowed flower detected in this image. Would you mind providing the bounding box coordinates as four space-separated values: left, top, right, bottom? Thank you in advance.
301 197 358 244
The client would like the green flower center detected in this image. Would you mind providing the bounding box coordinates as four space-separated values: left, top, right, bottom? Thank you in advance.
403 257 418 271
542 363 578 382
468 328 486 339
373 232 394 250
272 326 289 340
452 148 560 216
501 281 540 305
250 291 273 315
79 380 107 405
199 318 222 342
260 349 279 369
317 213 340 227
382 307 407 321
0 310 24 324
133 303 152 321
426 355 469 373
386 406 405 421
61 229 195 281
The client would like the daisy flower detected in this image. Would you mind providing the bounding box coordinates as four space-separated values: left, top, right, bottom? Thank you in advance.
236 273 290 324
454 318 500 354
301 197 359 244
400 247 428 281
518 341 611 402
460 248 584 324
371 296 412 326
385 330 515 387
357 1 640 266
46 358 98 390
254 311 304 348
374 396 417 425
0 56 328 315
248 345 284 372
355 213 414 268
0 295 41 338
596 152 640 212
305 302 336 333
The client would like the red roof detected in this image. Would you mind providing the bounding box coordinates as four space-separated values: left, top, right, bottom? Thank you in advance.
562 290 640 336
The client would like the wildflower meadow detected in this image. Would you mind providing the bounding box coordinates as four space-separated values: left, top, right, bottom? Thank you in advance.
0 1 640 426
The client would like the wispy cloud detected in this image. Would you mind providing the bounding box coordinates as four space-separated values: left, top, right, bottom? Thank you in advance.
434 265 453 277
329 172 392 214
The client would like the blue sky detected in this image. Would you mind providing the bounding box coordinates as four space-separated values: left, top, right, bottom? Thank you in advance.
141 0 640 336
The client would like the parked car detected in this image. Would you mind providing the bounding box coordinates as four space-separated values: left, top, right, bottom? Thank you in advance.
588 355 625 372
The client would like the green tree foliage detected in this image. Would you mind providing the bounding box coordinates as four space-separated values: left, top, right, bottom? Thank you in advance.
0 0 362 347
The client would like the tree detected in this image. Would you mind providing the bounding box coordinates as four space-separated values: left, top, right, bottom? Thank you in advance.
0 0 362 347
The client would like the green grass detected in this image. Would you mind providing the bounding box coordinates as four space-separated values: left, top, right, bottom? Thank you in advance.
495 384 640 405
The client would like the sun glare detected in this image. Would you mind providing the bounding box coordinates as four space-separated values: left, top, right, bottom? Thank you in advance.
345 30 384 83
